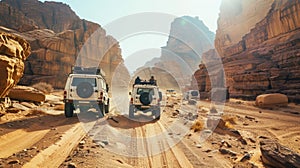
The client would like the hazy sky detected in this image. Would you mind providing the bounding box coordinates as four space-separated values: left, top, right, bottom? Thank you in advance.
41 0 222 72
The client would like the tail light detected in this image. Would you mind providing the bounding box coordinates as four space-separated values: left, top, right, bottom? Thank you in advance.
98 92 103 103
64 90 67 99
130 98 133 104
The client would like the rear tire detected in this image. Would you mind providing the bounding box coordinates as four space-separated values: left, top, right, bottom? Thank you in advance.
99 103 104 117
154 108 161 120
65 102 74 118
105 99 110 114
129 105 135 119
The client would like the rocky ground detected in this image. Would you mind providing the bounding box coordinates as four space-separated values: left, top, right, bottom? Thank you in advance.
0 92 299 168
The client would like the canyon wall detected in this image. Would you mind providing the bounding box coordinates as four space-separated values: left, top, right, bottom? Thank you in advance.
144 16 215 89
0 0 123 88
196 0 300 102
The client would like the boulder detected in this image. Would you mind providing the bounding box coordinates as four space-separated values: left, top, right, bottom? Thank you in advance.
8 85 46 102
0 32 31 98
260 140 300 168
255 93 288 107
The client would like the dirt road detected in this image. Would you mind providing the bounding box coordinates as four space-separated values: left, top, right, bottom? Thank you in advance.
0 93 299 168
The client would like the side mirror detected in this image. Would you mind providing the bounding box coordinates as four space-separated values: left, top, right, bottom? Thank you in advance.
129 92 131 95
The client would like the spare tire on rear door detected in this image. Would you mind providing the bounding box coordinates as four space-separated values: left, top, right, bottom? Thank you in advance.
139 92 153 105
76 82 94 98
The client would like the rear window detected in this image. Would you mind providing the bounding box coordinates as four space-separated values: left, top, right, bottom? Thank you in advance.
71 77 97 87
191 90 199 96
137 88 154 95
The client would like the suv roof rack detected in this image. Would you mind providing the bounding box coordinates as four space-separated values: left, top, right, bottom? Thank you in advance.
72 66 104 76
134 81 157 86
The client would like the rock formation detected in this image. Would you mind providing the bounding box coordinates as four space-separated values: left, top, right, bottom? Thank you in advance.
144 16 215 89
195 0 300 102
260 140 300 168
1 0 80 33
0 0 123 88
0 32 31 98
8 85 45 102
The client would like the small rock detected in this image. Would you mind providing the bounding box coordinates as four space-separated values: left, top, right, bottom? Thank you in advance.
30 146 38 150
239 137 248 145
219 148 237 156
235 101 242 104
258 136 269 139
102 140 109 145
8 160 20 164
221 140 232 148
116 159 124 164
203 149 212 153
195 144 202 148
172 111 178 117
68 162 77 168
245 116 255 120
240 153 251 162
98 142 106 148
79 140 85 145
249 138 256 143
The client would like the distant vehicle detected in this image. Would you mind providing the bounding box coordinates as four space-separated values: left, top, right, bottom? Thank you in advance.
184 90 200 101
129 81 162 120
63 67 109 118
166 89 177 97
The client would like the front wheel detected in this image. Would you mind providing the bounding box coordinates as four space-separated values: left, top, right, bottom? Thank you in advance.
65 102 74 118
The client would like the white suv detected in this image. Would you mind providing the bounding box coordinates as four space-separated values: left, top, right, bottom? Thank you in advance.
63 67 109 118
129 84 162 120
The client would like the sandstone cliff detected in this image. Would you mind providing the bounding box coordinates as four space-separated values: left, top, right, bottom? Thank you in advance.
196 0 300 102
1 0 80 33
144 16 215 89
0 0 123 88
0 32 31 98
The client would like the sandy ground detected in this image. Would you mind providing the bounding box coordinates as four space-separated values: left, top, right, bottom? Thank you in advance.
0 92 299 168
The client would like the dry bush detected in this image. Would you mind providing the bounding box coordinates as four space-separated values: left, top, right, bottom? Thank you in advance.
221 115 238 129
191 120 204 132
25 109 47 116
32 82 54 94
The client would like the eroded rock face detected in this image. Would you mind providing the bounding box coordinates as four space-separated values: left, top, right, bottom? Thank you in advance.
145 16 215 88
196 0 300 102
0 0 123 88
1 0 80 33
0 32 31 98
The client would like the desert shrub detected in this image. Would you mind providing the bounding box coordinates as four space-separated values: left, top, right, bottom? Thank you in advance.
32 82 53 94
25 109 47 116
221 115 238 129
191 120 204 132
